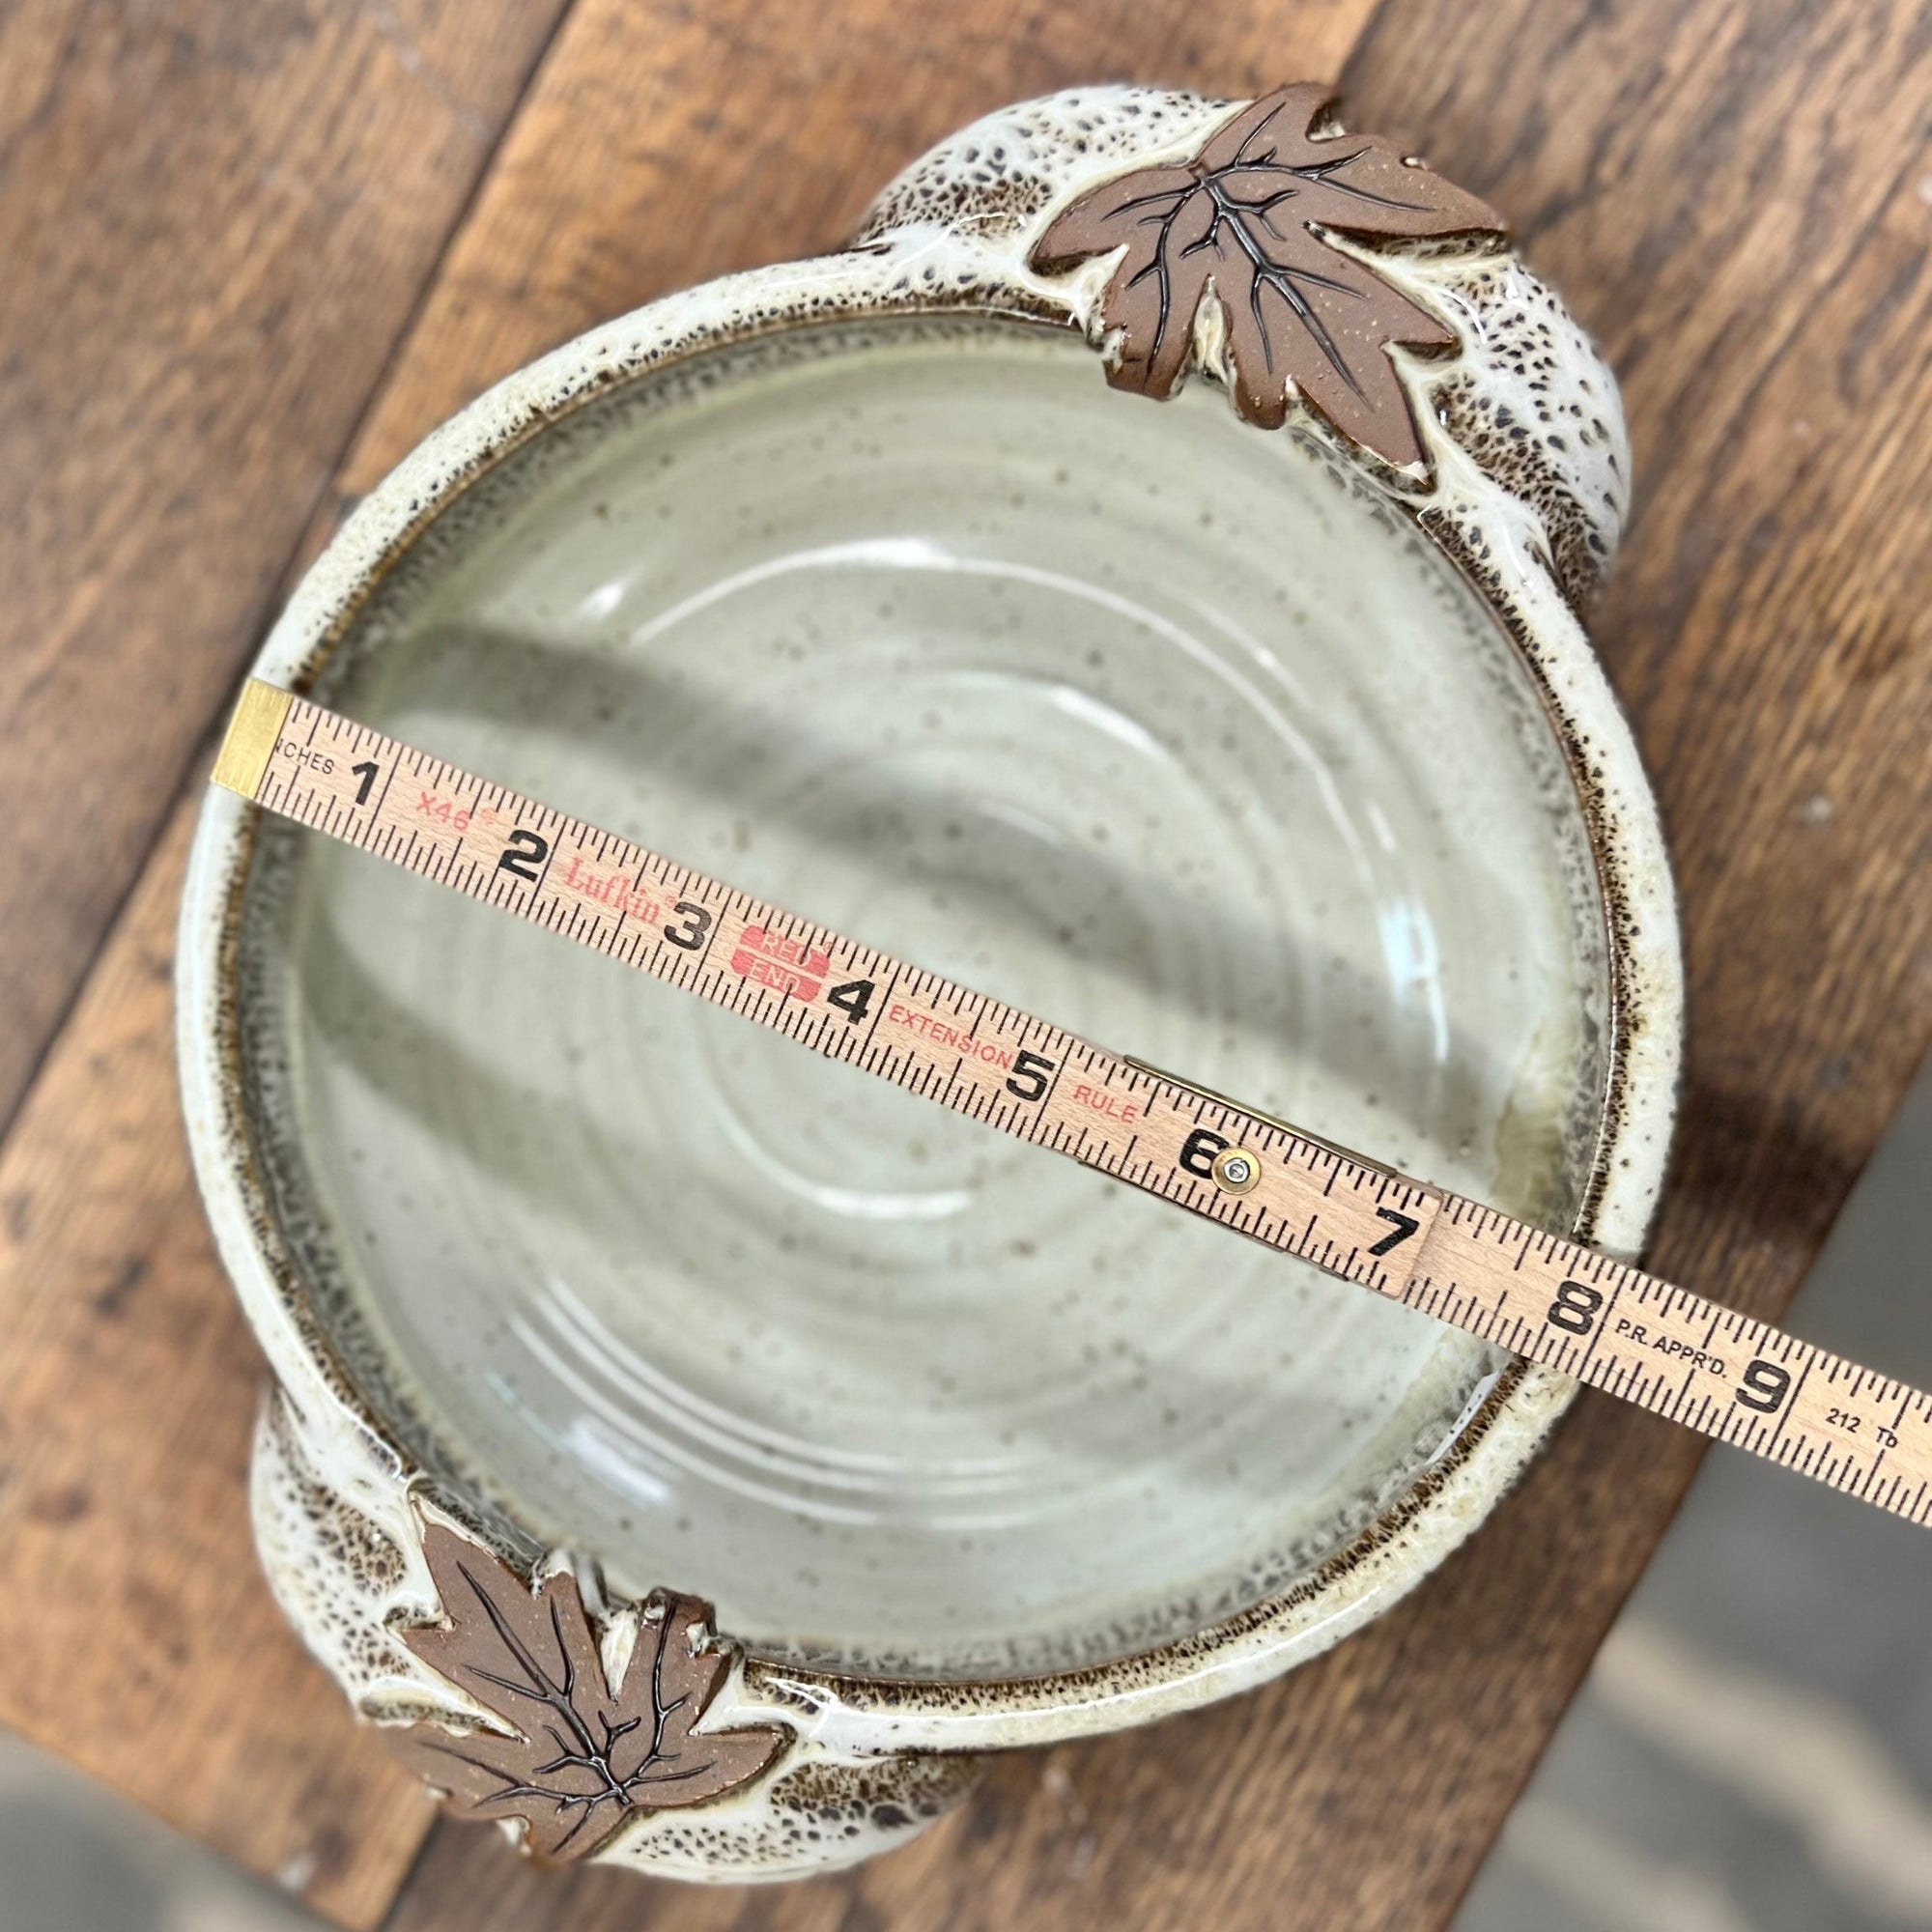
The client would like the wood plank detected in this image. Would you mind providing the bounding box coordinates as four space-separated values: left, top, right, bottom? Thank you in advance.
0 0 572 1134
369 0 1932 1926
0 797 440 1930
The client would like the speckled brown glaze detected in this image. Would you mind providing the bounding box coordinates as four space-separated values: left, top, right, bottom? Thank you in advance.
1420 256 1629 613
178 83 1682 1880
853 87 1234 245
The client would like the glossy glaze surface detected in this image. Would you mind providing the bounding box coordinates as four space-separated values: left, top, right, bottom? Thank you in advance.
237 320 1610 1676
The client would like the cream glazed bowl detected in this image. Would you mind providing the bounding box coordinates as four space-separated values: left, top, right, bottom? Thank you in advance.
178 83 1681 1881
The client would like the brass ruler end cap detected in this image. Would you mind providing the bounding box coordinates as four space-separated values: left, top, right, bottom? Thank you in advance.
211 679 294 800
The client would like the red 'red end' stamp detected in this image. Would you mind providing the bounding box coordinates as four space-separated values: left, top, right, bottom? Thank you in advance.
730 925 830 1001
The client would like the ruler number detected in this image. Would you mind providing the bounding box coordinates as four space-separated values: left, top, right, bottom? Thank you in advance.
1369 1208 1421 1256
1546 1279 1604 1336
826 979 875 1024
1734 1358 1792 1414
1179 1128 1227 1177
497 829 549 883
664 900 713 952
1005 1050 1056 1103
350 759 380 806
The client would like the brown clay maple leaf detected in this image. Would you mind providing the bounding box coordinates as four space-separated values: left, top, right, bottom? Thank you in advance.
390 1522 786 1861
1028 82 1503 468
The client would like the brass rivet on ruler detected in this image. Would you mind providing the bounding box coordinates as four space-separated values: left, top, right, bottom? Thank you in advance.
1210 1148 1261 1195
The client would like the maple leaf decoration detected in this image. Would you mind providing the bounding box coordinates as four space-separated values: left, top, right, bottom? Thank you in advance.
391 1523 786 1862
1028 82 1503 469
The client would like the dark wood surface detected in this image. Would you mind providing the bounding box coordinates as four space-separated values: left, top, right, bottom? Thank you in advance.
0 0 571 1134
0 1 1926 1929
0 800 436 1928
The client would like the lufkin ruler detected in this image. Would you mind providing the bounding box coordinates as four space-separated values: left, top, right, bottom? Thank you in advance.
214 678 1932 1527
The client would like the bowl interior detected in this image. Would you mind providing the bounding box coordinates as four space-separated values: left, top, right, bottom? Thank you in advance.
235 315 1610 1679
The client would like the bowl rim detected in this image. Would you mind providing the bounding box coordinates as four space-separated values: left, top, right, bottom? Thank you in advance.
177 140 1682 1757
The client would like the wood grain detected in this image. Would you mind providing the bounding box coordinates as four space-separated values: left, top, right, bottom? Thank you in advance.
0 797 440 1929
0 0 1925 1929
0 0 571 1135
376 0 1931 1927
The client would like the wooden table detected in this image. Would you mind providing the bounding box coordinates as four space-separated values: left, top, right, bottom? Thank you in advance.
2 2 1927 1926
